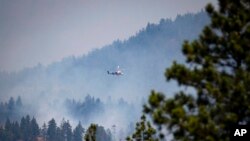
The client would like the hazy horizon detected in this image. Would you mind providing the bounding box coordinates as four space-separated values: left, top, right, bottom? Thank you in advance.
0 11 209 128
0 0 216 72
0 5 211 140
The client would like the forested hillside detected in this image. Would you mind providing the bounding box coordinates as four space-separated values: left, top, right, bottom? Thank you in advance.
0 11 209 140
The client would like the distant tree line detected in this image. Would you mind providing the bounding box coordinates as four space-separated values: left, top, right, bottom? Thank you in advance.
0 96 24 124
0 96 133 141
0 115 113 141
64 95 105 123
1 95 107 126
0 115 84 141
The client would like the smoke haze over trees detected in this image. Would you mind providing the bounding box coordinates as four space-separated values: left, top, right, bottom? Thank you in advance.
0 11 209 140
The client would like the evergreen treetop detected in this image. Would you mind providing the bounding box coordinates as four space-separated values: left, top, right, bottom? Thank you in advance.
142 0 250 141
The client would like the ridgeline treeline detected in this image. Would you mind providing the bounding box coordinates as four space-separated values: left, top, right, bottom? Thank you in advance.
0 115 112 141
0 96 24 124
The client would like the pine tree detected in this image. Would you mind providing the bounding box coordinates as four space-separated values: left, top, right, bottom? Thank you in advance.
20 116 26 139
7 97 15 110
13 121 21 141
31 117 40 141
4 118 11 131
4 118 14 141
66 120 73 141
47 118 57 141
126 115 158 141
19 115 32 141
95 126 112 141
73 122 84 141
41 122 48 140
84 124 112 141
84 124 97 141
0 126 4 140
142 0 250 141
61 119 73 141
16 96 22 107
56 126 62 141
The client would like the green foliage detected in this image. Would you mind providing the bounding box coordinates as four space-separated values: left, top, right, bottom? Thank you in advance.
126 115 158 141
140 0 250 141
85 124 97 141
84 124 112 141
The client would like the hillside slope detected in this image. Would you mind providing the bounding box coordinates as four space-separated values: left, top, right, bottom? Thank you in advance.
0 11 209 126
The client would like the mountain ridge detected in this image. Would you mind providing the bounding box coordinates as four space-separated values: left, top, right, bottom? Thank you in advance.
0 11 209 127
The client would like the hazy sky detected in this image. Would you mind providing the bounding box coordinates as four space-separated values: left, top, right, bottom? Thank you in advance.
0 0 216 71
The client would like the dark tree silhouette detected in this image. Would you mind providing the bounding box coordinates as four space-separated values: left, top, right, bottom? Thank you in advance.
47 118 57 141
30 117 39 141
85 124 97 141
73 122 85 141
0 116 86 141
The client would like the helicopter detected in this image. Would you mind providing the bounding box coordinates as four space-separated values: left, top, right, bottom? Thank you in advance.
107 66 123 76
